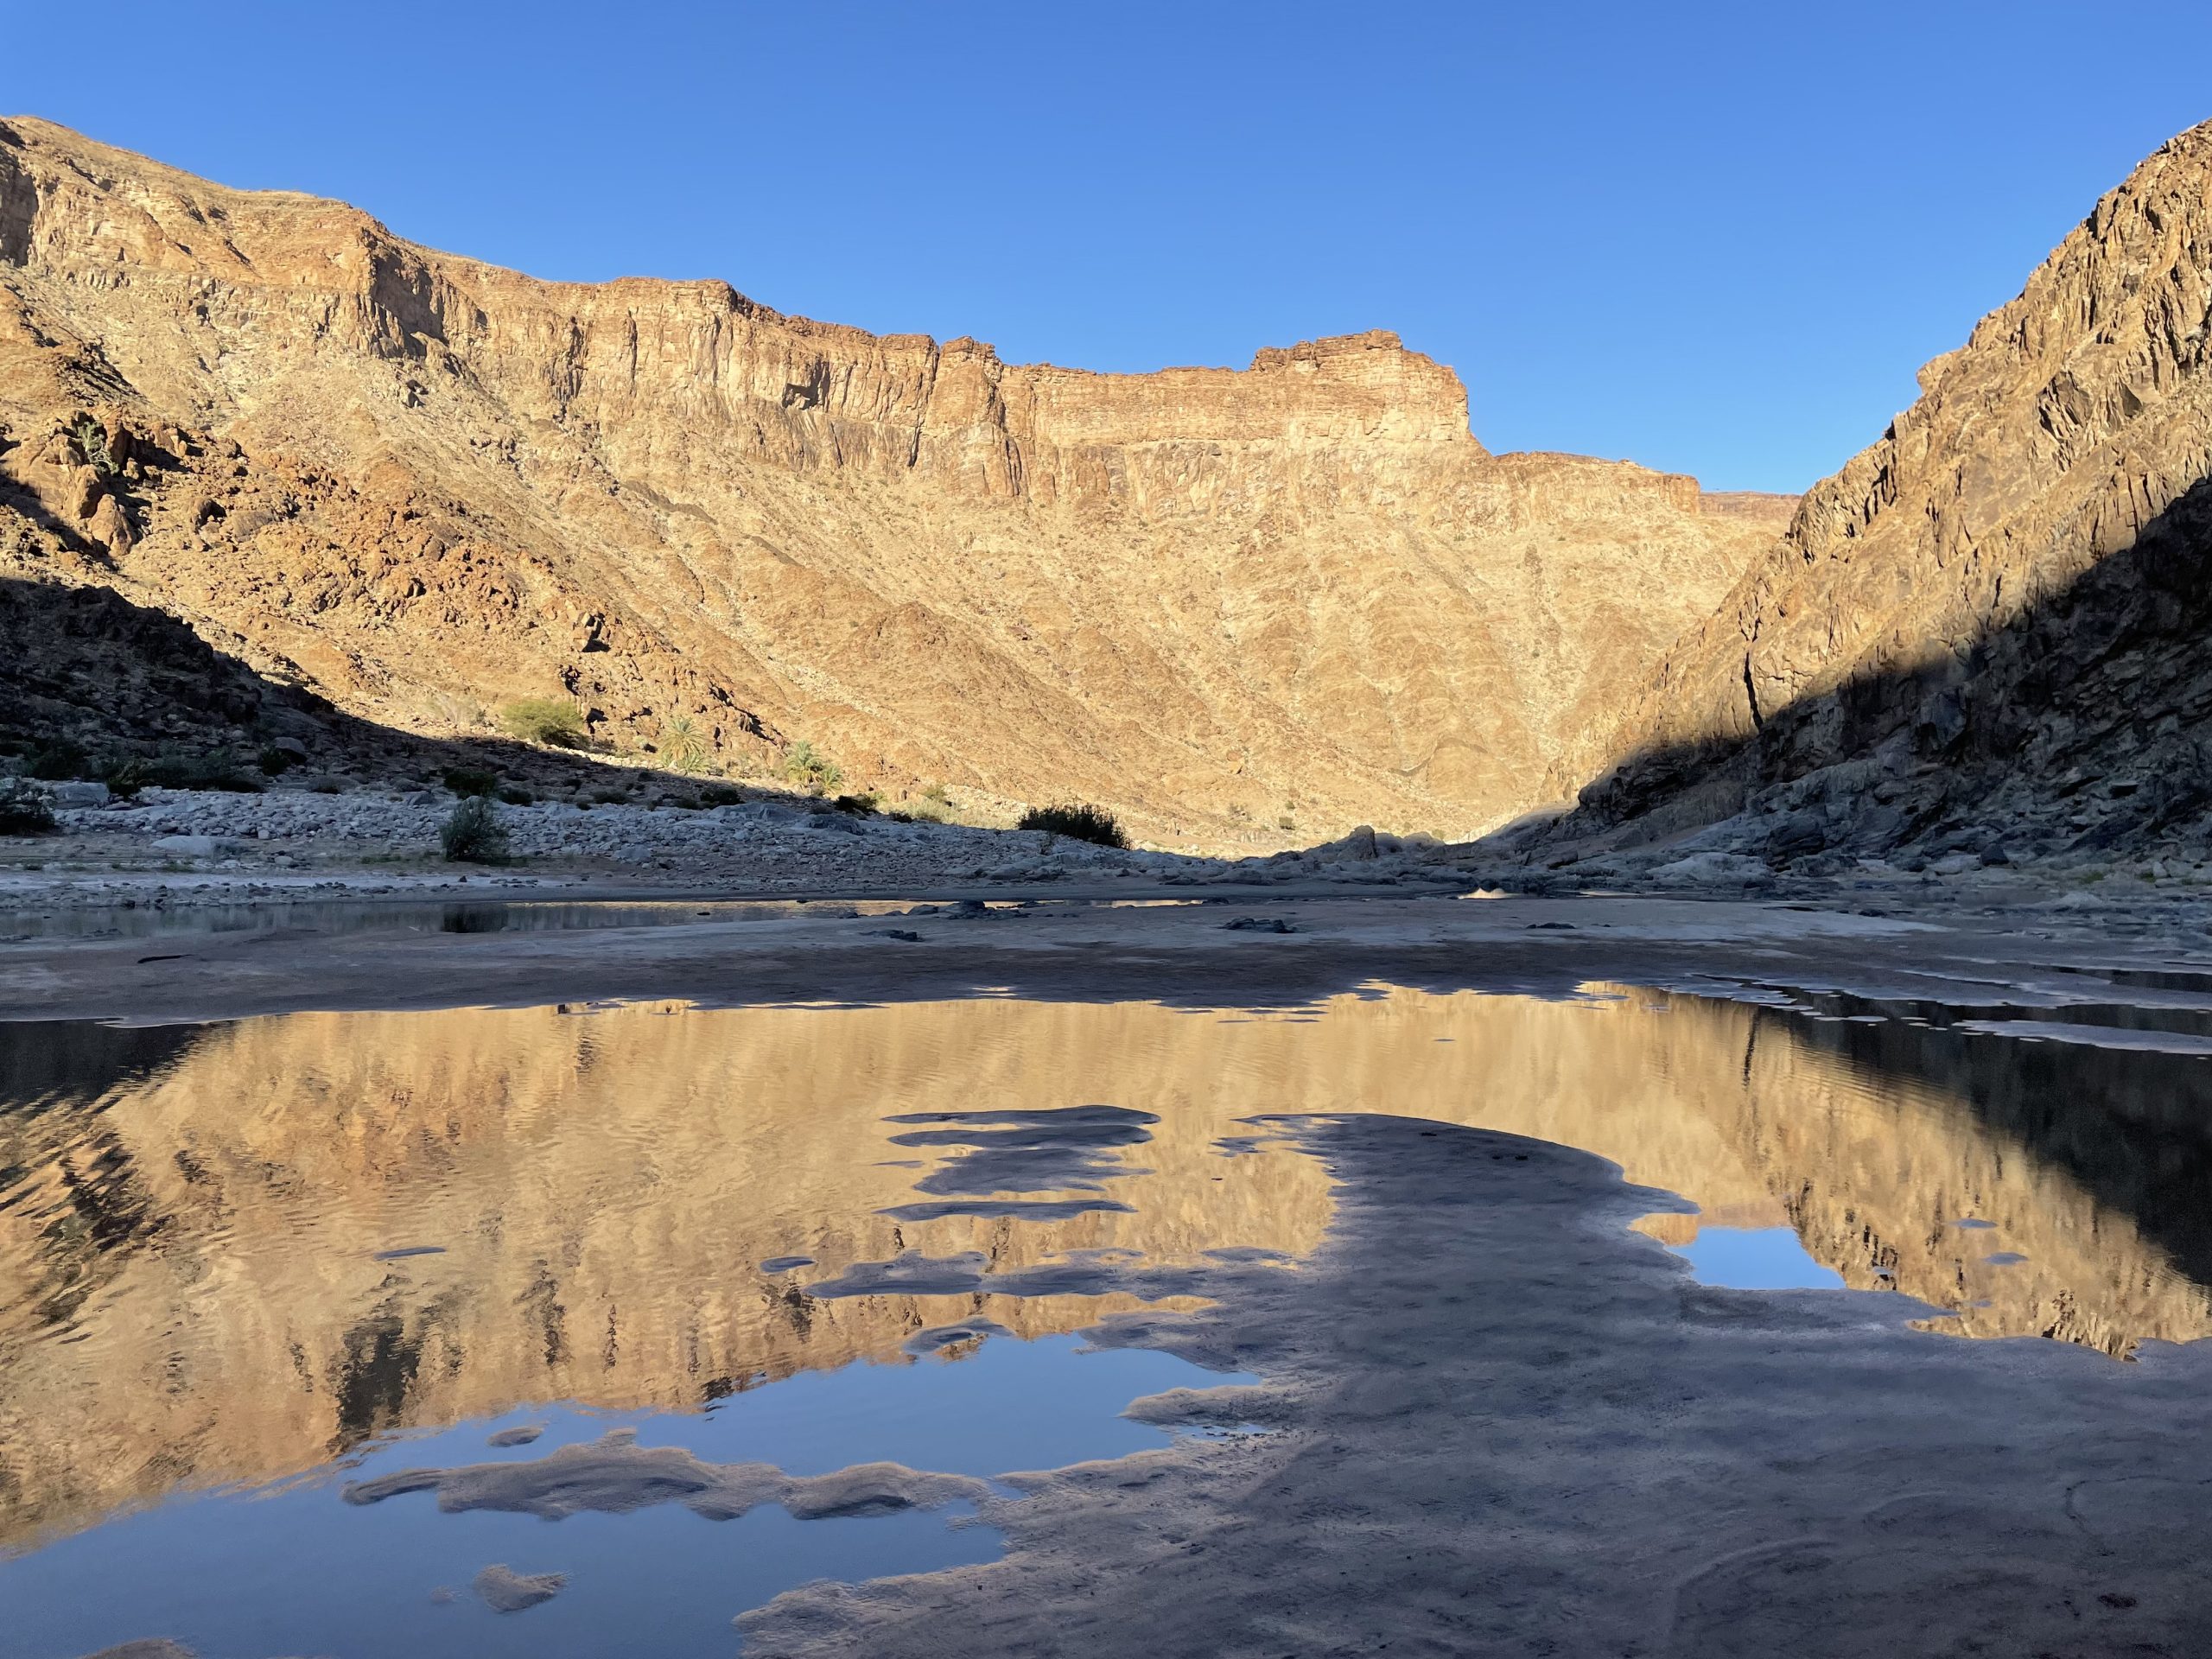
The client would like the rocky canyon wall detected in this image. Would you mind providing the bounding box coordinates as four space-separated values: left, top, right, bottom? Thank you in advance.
1554 120 2212 866
0 116 1783 845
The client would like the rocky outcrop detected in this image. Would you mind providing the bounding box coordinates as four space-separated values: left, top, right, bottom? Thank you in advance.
0 116 1776 846
1552 121 2212 869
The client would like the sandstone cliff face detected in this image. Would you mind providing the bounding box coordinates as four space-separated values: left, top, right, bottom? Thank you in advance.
0 117 1777 843
1562 122 2212 864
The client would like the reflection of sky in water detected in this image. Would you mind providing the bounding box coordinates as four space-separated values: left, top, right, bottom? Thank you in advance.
7 977 2212 1655
3 1335 1240 1659
1669 1226 1848 1291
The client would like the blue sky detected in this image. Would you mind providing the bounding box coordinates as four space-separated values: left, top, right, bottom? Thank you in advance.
6 2 2208 493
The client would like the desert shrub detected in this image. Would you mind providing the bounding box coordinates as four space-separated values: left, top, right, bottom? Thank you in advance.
101 759 147 799
499 697 586 747
699 783 744 807
28 740 87 781
257 746 296 777
660 714 709 773
783 740 843 793
906 781 954 823
132 750 263 793
71 413 116 478
0 783 57 836
1017 802 1128 849
496 785 535 806
442 766 499 798
830 791 880 816
439 796 510 863
590 786 629 805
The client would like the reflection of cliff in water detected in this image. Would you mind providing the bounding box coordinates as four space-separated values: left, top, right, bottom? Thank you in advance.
3 985 2209 1554
1600 988 2212 1356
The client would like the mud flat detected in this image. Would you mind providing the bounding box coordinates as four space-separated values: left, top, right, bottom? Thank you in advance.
6 880 2212 1029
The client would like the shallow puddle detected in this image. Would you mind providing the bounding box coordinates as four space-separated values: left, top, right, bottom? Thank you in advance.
3 981 2209 1653
7 1336 1231 1659
0 896 936 943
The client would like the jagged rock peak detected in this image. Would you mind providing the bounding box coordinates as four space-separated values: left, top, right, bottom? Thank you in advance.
1554 118 2212 867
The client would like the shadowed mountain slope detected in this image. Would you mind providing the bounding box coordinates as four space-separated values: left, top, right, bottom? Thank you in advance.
0 116 1783 848
1543 121 2212 869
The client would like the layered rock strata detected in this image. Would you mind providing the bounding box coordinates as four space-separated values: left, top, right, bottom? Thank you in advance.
0 116 1779 843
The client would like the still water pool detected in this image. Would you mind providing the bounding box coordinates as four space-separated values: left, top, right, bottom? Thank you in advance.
3 982 2208 1655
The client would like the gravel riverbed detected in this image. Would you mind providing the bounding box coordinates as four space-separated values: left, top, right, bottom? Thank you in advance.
0 785 1485 911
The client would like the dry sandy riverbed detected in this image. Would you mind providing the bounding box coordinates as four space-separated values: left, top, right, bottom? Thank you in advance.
26 888 2212 1657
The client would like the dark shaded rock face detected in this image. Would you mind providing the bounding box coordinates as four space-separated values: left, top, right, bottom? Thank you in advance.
1551 121 2212 868
0 574 271 753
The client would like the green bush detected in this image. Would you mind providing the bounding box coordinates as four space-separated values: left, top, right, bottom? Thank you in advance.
660 714 709 773
257 746 296 777
783 739 843 793
699 783 744 808
830 791 880 816
128 750 264 793
1017 802 1128 849
439 796 510 863
499 697 586 747
496 785 535 806
28 740 87 781
71 413 116 478
442 766 499 798
0 783 57 836
590 786 629 805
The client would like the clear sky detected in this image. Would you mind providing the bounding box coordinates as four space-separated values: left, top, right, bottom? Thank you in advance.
5 1 2209 493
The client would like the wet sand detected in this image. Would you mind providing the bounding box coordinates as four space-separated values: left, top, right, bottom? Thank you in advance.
3 883 2209 1033
741 1116 2212 1657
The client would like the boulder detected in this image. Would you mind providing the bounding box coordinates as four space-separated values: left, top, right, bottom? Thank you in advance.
1648 851 1772 886
1765 810 1828 859
1307 825 1381 862
150 834 243 857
